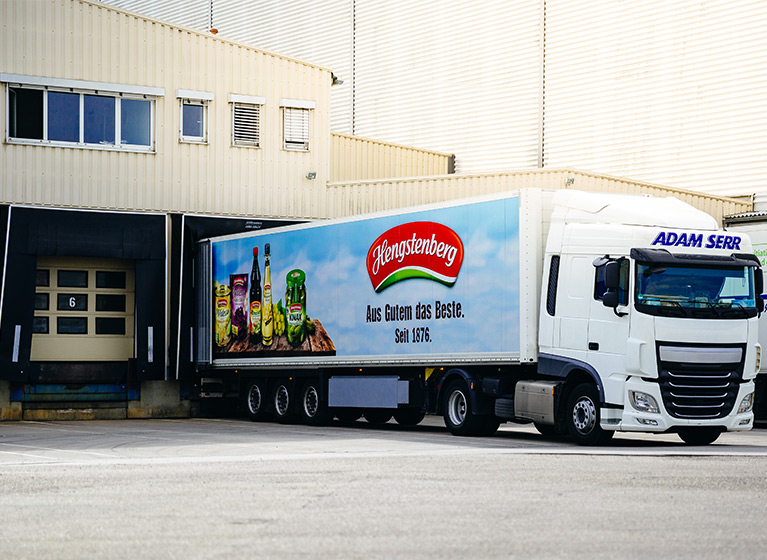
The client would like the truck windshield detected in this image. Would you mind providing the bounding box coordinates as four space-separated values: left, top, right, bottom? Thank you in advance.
635 263 757 319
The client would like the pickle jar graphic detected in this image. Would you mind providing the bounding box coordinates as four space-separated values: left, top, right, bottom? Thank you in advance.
214 284 232 347
285 269 306 346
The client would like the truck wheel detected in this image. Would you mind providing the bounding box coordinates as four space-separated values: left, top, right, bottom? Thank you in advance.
443 380 486 436
565 383 613 446
678 427 722 446
364 409 393 424
243 380 269 421
299 381 330 426
534 422 566 438
272 381 296 424
479 418 501 436
393 408 426 426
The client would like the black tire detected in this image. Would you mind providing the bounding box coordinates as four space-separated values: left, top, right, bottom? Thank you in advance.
299 380 331 426
334 408 362 425
478 417 501 436
678 427 722 446
442 379 487 436
393 408 426 426
243 380 270 421
565 383 614 446
534 422 567 438
364 409 393 425
272 381 296 424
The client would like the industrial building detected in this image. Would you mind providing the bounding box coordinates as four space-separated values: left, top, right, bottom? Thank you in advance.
0 0 757 420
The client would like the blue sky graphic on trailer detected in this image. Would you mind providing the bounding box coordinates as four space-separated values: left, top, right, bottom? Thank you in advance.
212 196 520 359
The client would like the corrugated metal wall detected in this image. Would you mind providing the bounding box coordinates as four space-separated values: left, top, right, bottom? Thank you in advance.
0 0 332 219
110 0 355 134
106 0 767 198
330 132 452 182
353 0 542 174
326 169 750 223
543 0 767 197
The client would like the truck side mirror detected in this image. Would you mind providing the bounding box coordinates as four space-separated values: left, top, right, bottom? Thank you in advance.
756 268 764 297
604 261 621 290
602 291 619 309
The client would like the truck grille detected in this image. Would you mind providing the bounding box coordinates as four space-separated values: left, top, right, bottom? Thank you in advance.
656 344 745 419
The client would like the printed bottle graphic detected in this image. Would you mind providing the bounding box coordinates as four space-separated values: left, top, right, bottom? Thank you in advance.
261 243 274 346
249 246 262 344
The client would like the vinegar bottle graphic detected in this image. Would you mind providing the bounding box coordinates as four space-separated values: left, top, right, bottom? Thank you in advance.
261 243 274 346
249 247 262 344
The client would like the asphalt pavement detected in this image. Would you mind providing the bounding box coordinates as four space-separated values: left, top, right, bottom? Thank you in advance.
1 417 766 559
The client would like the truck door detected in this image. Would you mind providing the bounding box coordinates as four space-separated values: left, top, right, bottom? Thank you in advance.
587 258 630 380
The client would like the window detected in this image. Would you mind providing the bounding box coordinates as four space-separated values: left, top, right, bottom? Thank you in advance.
546 255 560 316
178 89 213 143
280 99 315 151
229 94 265 147
3 74 162 151
594 258 629 305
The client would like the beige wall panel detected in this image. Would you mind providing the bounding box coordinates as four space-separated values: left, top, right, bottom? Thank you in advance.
326 169 749 224
330 132 452 182
1 0 332 219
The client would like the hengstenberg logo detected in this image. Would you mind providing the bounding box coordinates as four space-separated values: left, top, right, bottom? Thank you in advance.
366 222 464 292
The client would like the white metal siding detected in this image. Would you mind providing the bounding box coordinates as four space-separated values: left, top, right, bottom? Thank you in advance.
106 0 209 30
353 1 542 174
543 0 767 197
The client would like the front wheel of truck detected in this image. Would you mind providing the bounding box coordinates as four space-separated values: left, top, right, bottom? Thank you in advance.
565 383 613 446
678 427 722 446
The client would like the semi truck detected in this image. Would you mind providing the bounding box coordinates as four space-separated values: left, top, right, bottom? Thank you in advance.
195 189 762 445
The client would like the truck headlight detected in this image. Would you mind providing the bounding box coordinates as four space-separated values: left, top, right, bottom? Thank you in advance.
629 390 660 414
738 392 755 414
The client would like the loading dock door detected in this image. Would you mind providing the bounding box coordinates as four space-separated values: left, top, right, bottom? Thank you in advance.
31 257 135 362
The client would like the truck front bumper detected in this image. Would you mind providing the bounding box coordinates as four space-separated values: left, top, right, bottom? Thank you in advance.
600 378 755 433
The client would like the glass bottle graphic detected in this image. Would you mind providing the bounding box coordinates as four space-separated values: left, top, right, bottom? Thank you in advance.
261 243 274 346
249 247 262 344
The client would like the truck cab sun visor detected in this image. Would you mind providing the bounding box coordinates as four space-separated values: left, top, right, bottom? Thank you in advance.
630 248 760 268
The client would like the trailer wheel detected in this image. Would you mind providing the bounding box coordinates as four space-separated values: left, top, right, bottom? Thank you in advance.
299 381 330 426
272 381 296 424
393 408 426 426
678 427 722 446
443 380 487 436
243 380 269 421
364 409 393 425
565 383 613 446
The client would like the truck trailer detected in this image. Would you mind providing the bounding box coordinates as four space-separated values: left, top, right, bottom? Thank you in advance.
195 189 762 445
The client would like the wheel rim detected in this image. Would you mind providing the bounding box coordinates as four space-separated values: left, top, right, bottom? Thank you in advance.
447 389 467 427
572 395 597 434
303 386 319 418
247 385 262 415
275 385 290 416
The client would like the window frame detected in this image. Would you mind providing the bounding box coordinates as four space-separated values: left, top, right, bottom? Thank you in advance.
593 257 630 306
178 89 213 144
280 98 315 152
229 93 265 148
3 74 162 153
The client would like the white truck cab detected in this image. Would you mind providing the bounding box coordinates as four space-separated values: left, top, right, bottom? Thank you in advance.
538 191 761 444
